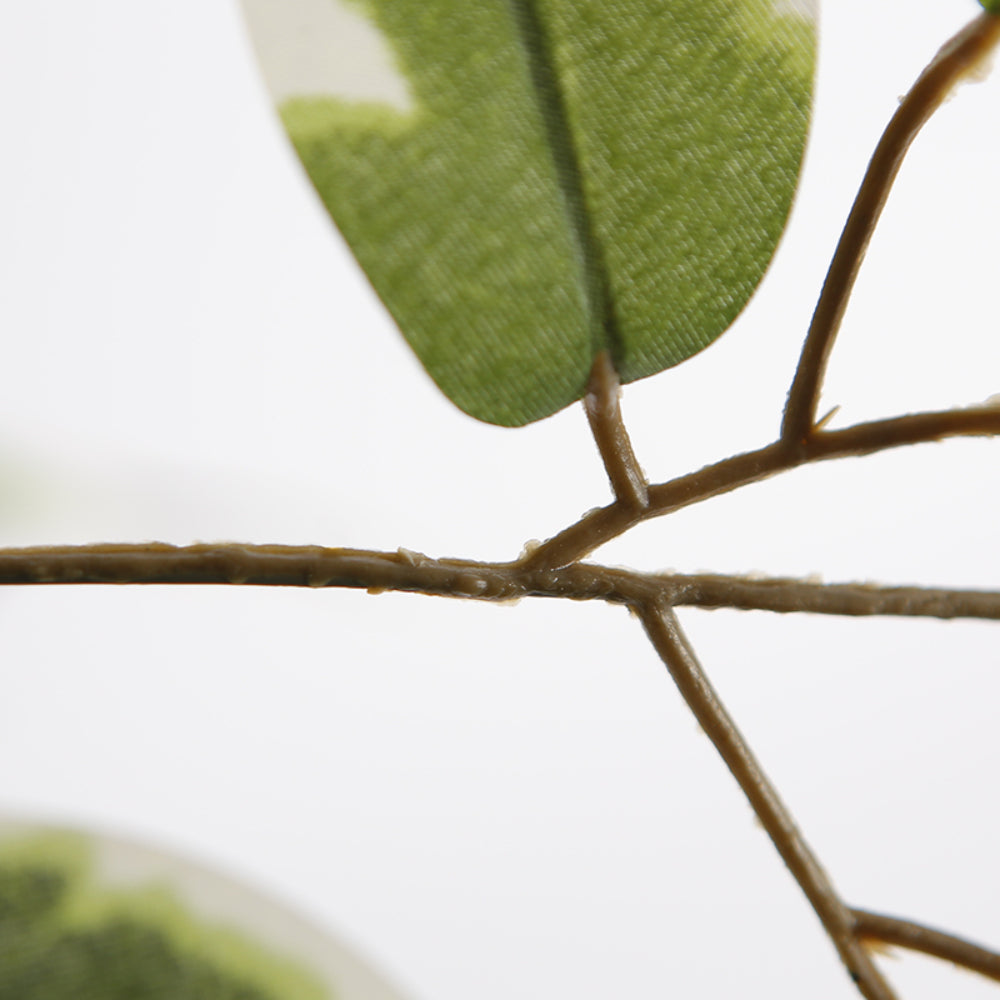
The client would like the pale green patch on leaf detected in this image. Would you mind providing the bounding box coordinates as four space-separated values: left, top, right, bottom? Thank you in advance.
0 830 330 1000
241 0 817 426
241 0 413 109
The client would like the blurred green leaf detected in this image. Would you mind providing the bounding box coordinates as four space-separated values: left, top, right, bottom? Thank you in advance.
243 0 817 426
0 831 328 1000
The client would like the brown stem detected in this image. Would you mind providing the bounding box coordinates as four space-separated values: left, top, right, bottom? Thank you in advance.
524 405 1000 570
0 542 1000 620
852 908 1000 984
583 350 649 511
637 602 897 1000
662 573 1000 621
781 13 1000 445
3 545 1000 623
0 543 525 598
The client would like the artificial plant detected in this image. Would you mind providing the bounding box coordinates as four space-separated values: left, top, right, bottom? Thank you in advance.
2 3 1000 999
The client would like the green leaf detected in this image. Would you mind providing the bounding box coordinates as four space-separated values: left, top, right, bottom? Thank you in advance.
241 0 817 426
0 830 331 1000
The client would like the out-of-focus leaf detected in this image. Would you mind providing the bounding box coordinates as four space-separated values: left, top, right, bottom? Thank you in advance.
0 820 406 1000
241 0 817 426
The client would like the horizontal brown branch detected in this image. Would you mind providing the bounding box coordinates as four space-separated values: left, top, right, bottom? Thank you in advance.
1 544 998 622
666 574 1000 620
0 543 528 599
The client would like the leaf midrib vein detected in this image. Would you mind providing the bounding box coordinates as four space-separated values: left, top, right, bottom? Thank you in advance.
509 0 621 364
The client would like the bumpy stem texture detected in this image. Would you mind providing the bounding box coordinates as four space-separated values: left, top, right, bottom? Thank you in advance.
3 545 1000 623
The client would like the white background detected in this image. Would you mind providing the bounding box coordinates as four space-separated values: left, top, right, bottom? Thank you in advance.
1 2 999 998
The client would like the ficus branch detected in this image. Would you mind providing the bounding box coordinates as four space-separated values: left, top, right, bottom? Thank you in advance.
3 544 1000 624
851 908 1000 984
3 11 998 1000
524 403 1000 571
638 603 1000 994
637 602 898 1000
781 11 1000 444
526 11 1000 575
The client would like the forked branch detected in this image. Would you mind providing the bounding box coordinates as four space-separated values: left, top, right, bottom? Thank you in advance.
3 545 1000 624
524 404 1000 570
852 908 1000 984
637 601 897 1000
781 12 1000 444
2 12 997 1000
524 10 1000 572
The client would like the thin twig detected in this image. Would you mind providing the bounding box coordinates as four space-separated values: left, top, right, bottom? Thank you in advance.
524 404 1000 570
852 908 1000 984
583 350 649 510
664 573 1000 620
0 544 525 598
3 545 1000 622
636 601 897 1000
781 13 1000 445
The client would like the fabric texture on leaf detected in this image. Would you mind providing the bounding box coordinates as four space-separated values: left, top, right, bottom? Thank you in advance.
243 0 817 426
